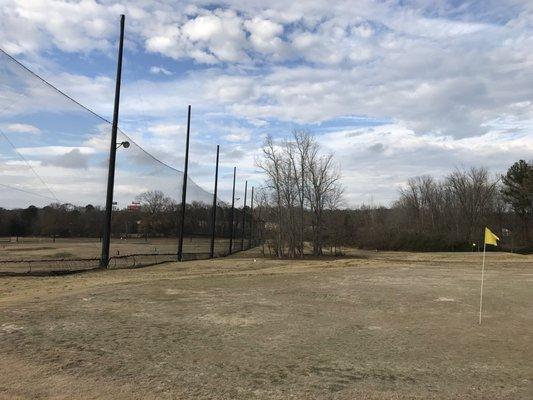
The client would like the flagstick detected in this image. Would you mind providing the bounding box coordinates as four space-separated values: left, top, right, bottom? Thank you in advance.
479 241 486 325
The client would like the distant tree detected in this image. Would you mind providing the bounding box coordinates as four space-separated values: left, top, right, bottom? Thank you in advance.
136 190 176 236
9 215 26 237
21 205 39 235
444 167 498 243
136 191 171 214
39 203 65 239
393 167 500 250
501 160 533 244
398 176 444 234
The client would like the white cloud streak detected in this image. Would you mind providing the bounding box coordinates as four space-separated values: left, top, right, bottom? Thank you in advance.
3 123 41 134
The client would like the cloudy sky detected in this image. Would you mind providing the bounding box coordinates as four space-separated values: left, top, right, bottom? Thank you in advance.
1 0 533 208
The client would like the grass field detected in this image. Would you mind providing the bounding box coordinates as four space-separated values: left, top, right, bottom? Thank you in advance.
0 237 246 273
0 237 238 259
0 250 531 399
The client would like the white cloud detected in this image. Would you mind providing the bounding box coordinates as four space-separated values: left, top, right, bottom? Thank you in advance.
147 124 182 136
181 10 248 63
145 26 183 59
224 127 251 142
0 0 115 54
17 146 96 156
149 66 173 76
244 17 285 55
3 123 41 134
183 14 224 42
41 148 90 169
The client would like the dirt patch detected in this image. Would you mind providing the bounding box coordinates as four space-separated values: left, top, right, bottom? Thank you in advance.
1 323 24 333
198 313 260 327
436 297 456 302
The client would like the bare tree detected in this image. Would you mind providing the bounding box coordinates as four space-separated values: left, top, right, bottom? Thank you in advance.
398 176 444 234
445 168 498 243
306 150 343 255
135 190 176 236
257 131 343 257
291 131 314 257
256 135 286 257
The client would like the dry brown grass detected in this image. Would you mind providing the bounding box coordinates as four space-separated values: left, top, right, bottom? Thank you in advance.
0 237 233 261
0 237 240 273
0 250 531 399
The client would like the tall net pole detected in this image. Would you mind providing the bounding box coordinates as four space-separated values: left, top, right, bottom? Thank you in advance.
177 105 191 261
209 145 220 258
249 186 254 249
241 180 248 251
228 167 236 255
100 14 125 268
300 157 305 258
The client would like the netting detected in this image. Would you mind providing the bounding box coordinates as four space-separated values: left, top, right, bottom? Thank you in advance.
0 49 257 274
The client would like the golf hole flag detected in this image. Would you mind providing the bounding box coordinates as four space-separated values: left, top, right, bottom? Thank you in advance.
479 227 500 324
484 227 499 246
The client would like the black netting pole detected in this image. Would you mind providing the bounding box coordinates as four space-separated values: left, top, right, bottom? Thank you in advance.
249 186 254 249
177 105 191 261
100 14 125 268
228 167 236 255
240 180 247 251
209 145 220 258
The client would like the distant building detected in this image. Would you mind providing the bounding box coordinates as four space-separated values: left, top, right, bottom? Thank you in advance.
127 202 141 211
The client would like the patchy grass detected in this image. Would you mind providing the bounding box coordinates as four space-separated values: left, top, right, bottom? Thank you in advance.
0 237 232 262
0 251 531 399
6 246 55 252
45 251 75 258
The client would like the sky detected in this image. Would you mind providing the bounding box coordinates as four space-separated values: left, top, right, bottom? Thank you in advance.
1 0 533 208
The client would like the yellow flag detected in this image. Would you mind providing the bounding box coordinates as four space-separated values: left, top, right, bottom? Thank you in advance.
484 227 499 246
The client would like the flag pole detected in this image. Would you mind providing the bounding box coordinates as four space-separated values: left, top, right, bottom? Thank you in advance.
479 241 487 324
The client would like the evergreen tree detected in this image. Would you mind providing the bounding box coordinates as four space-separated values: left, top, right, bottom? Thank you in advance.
501 160 533 244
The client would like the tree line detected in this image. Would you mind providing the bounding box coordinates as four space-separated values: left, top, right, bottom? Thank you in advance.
0 191 254 241
343 161 533 252
256 131 533 256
